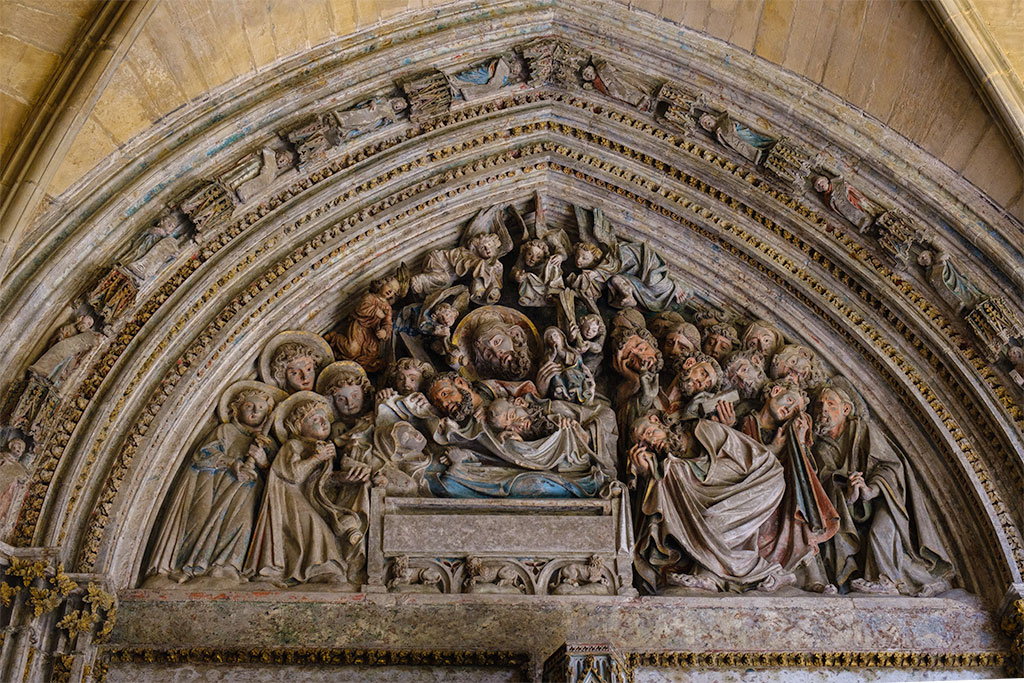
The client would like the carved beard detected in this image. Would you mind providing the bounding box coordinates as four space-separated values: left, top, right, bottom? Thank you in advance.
485 346 532 380
644 428 688 456
813 412 842 437
731 373 765 400
446 390 475 423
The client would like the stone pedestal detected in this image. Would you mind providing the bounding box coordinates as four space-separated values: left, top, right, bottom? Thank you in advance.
365 489 636 596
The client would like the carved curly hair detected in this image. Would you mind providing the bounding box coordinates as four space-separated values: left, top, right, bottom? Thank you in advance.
270 342 322 386
283 398 327 437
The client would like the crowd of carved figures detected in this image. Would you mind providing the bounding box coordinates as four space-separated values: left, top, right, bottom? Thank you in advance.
128 198 956 597
0 38 1018 595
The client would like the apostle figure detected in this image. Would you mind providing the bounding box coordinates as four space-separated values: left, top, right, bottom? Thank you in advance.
607 240 688 312
734 379 839 581
808 382 954 596
246 393 365 585
146 381 285 584
813 175 880 232
629 413 793 592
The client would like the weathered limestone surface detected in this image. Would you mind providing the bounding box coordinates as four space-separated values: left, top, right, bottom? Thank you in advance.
111 590 1001 655
104 664 520 683
633 667 1003 682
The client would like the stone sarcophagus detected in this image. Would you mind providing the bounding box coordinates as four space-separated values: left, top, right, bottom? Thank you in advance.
365 488 637 596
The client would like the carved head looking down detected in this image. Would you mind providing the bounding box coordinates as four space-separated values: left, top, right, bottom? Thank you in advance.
390 357 436 395
229 389 273 429
702 323 739 364
741 320 785 361
370 275 401 304
813 385 855 439
770 344 827 389
522 239 549 268
761 378 809 424
725 349 768 400
468 233 502 260
487 398 532 435
574 242 603 269
389 97 409 114
427 372 476 422
284 399 333 441
468 312 532 380
319 362 374 420
675 352 723 398
271 343 322 393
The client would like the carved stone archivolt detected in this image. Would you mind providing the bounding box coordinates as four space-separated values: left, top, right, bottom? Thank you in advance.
0 3 1021 679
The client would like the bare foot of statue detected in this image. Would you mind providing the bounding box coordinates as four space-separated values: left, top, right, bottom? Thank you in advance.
666 572 719 592
756 571 796 592
850 577 900 595
916 580 949 598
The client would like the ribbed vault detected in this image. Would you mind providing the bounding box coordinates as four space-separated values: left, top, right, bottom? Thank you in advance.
1 1 1022 679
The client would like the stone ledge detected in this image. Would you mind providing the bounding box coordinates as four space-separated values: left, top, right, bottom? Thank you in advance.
111 589 1004 656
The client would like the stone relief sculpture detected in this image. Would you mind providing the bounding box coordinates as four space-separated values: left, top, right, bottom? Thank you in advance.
698 111 776 164
332 94 409 139
0 437 29 540
813 174 883 232
808 380 954 596
581 59 654 112
449 55 522 100
144 381 286 586
8 313 105 442
140 197 958 599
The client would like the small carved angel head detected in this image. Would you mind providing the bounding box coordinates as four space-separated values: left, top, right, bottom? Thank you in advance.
698 113 718 132
521 239 549 267
432 302 459 329
813 175 832 194
390 357 435 395
324 365 374 419
574 242 603 269
369 275 401 304
468 233 501 259
581 64 597 82
579 314 604 341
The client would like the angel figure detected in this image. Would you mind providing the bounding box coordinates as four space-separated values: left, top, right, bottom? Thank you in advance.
558 290 606 376
566 205 620 305
325 266 408 374
418 284 470 357
510 194 571 307
536 326 595 404
410 205 514 305
698 111 776 165
813 175 883 232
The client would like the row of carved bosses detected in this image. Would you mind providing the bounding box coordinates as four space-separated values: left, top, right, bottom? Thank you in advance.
98 201 960 598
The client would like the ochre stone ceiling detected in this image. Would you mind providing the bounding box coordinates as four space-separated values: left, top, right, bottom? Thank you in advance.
0 0 1021 216
0 0 102 162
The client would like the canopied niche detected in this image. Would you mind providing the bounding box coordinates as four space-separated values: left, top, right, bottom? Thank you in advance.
0 2 1021 681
